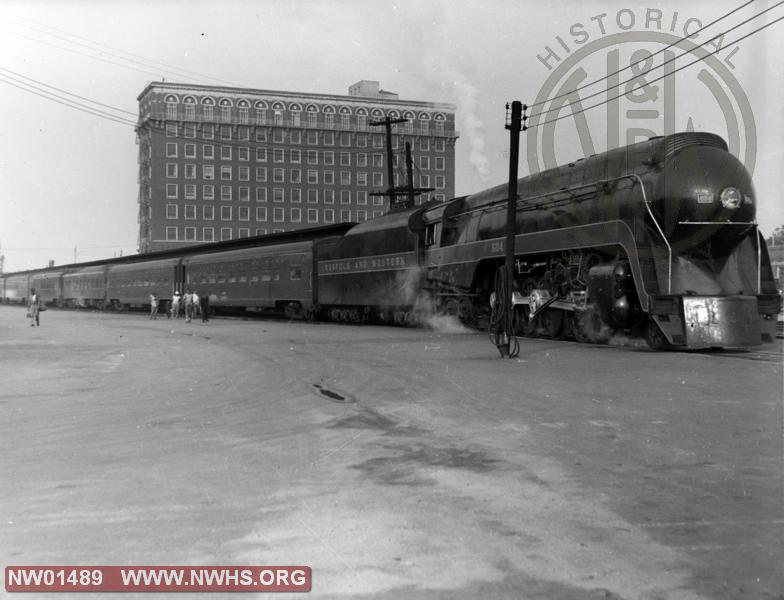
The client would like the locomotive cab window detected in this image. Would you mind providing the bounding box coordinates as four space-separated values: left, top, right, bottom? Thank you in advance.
425 223 441 247
290 266 302 280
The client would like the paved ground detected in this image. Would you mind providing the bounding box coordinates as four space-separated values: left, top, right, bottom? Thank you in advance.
1 306 782 599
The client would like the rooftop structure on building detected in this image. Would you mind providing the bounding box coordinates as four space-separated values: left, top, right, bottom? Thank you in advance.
135 80 458 253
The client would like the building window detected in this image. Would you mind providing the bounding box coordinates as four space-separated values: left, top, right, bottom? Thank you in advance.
221 186 232 201
307 130 318 144
221 145 232 160
290 130 301 144
340 171 351 185
184 143 196 158
184 185 196 200
203 185 214 200
203 205 214 220
357 133 367 147
256 111 267 126
324 151 334 166
166 203 178 219
238 228 250 238
324 115 334 130
273 149 284 163
307 208 318 223
221 107 231 123
273 168 285 183
255 228 267 235
220 227 232 241
221 206 232 220
324 190 335 204
238 125 250 140
256 167 267 182
273 207 284 222
166 122 177 136
273 188 284 202
357 172 368 186
203 144 214 160
340 190 351 204
357 210 367 221
340 152 351 166
420 138 430 151
357 191 367 205
273 129 285 143
435 157 445 170
238 147 249 161
239 186 250 201
184 164 196 179
238 108 249 124
307 170 318 184
420 156 430 170
290 169 301 184
290 188 301 203
203 106 214 121
290 149 301 164
307 189 318 203
435 139 445 152
291 207 301 222
255 187 267 202
203 123 214 138
324 171 334 185
166 184 178 198
256 148 267 162
184 227 196 241
238 206 250 221
340 209 351 222
435 175 445 189
357 153 368 167
203 227 214 241
166 143 177 157
256 206 267 221
166 163 178 178
239 166 250 181
166 226 178 240
324 209 334 223
221 166 232 180
372 173 383 186
307 150 318 165
372 153 383 167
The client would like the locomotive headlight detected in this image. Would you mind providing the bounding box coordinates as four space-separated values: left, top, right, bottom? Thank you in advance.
719 187 742 209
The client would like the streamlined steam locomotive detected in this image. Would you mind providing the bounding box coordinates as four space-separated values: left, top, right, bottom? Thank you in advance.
2 132 779 349
315 131 780 348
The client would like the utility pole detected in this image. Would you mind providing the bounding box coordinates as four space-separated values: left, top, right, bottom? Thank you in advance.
495 101 526 358
369 118 433 211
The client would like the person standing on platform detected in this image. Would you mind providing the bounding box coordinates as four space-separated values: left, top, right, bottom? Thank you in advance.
200 292 210 322
28 288 41 327
170 291 181 319
149 293 159 320
183 290 193 322
192 291 200 319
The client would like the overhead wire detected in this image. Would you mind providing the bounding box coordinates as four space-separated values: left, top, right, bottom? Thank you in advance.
526 0 759 109
527 0 783 119
0 9 241 87
526 13 784 129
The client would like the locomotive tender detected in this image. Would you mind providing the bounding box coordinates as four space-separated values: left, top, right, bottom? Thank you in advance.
2 133 779 349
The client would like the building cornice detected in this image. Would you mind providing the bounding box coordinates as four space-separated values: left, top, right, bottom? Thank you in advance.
137 81 455 112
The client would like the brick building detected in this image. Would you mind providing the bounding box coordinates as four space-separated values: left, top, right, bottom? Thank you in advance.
136 80 458 253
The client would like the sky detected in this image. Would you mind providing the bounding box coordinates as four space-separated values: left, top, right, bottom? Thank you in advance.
0 0 782 271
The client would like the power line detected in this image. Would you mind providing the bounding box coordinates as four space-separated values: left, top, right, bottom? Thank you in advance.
528 0 783 119
0 9 241 87
527 0 759 109
527 14 784 130
0 67 136 116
